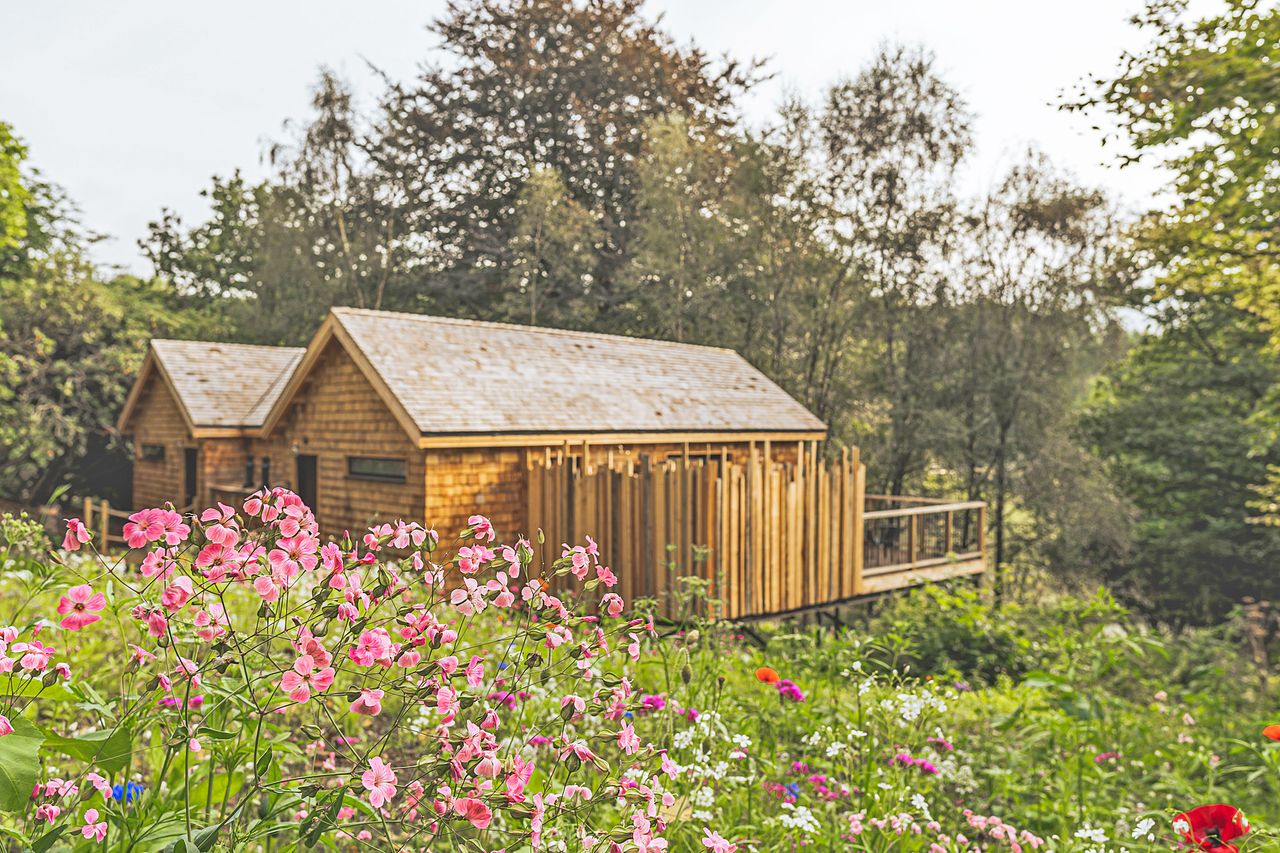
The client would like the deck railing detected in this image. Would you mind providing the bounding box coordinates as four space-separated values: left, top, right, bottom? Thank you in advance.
863 501 985 575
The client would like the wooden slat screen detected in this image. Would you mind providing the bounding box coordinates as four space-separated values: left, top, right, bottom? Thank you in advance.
526 444 866 619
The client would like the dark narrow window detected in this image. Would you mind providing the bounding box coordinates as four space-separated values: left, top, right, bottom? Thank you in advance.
243 458 255 488
347 456 406 483
140 444 166 462
183 448 198 508
260 457 271 486
296 455 318 508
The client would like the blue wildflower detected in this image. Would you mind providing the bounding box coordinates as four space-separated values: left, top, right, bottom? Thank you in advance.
111 782 144 802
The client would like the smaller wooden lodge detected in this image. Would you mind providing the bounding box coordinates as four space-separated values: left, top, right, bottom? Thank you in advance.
117 308 986 617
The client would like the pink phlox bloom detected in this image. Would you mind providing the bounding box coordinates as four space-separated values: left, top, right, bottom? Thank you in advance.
457 544 495 574
348 628 393 667
85 772 110 799
350 688 385 716
12 639 56 671
450 578 488 616
280 654 335 703
702 829 738 853
160 576 194 612
467 515 495 542
57 585 106 631
361 757 398 808
62 519 90 551
617 723 641 755
199 501 236 524
464 655 485 687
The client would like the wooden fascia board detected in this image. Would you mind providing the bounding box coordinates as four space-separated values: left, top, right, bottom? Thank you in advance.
115 349 157 433
417 430 828 449
190 427 250 439
256 318 337 438
117 348 200 438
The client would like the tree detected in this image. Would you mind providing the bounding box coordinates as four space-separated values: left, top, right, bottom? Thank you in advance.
816 45 973 491
369 0 756 320
1074 0 1279 339
500 167 602 327
144 72 403 345
0 124 199 505
944 155 1128 593
1081 295 1280 625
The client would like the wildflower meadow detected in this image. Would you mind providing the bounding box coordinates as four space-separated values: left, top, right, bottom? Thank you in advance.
0 494 1273 851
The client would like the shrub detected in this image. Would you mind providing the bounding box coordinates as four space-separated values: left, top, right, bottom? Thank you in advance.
0 490 692 850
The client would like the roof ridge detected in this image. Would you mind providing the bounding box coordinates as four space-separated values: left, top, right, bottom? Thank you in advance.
152 338 306 353
330 307 741 357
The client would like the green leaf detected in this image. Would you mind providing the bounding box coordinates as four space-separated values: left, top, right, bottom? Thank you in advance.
0 715 44 812
30 826 65 853
0 678 77 702
254 746 273 778
44 726 132 775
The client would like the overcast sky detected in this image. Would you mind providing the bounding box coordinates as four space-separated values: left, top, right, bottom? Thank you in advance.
3 1 1188 275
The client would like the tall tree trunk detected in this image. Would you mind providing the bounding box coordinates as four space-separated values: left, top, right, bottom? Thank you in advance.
993 427 1008 606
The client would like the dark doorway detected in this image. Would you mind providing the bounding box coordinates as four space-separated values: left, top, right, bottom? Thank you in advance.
296 454 318 511
183 448 198 508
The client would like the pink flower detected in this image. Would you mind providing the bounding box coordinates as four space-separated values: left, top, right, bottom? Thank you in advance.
85 773 110 799
348 629 393 667
160 576 194 612
350 688 384 716
279 654 335 703
467 514 495 542
465 655 485 687
253 574 279 603
702 829 738 853
617 723 640 755
62 519 90 551
450 578 488 616
454 796 493 829
81 808 107 841
57 585 106 631
361 757 397 808
601 593 625 617
0 716 12 736
12 639 55 672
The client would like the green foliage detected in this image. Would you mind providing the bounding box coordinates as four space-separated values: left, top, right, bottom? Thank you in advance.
0 125 201 504
1081 295 1280 624
0 123 29 254
863 585 1033 684
0 715 44 812
1074 0 1279 340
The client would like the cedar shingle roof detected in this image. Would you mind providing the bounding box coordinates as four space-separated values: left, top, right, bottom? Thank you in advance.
149 340 304 428
329 308 826 436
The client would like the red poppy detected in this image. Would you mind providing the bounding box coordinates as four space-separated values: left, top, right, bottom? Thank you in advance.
755 667 780 684
1173 804 1249 852
1263 724 1280 741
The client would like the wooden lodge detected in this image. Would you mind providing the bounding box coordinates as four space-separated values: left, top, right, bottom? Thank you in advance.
117 307 986 618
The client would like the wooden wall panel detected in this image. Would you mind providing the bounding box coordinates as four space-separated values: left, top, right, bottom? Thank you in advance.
257 340 426 535
127 373 192 510
424 448 526 540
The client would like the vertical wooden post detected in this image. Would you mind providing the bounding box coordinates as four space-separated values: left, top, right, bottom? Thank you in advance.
83 497 93 537
909 513 918 566
944 509 953 555
98 499 110 554
978 504 987 561
851 447 865 595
